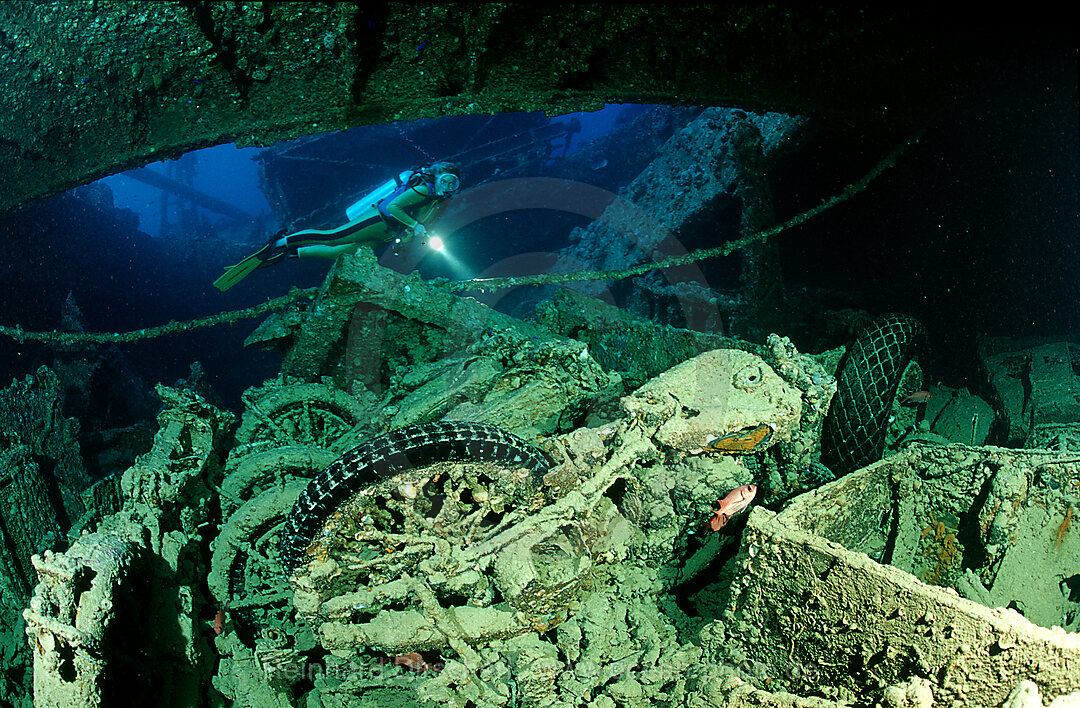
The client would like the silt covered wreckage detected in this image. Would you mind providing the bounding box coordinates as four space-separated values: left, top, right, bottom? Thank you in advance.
0 4 1078 707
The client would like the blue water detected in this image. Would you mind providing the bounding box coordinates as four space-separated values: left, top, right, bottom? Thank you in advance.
0 104 649 408
1 86 1079 424
101 144 271 239
99 104 636 240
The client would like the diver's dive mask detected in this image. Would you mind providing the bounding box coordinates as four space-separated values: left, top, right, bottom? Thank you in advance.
435 172 460 197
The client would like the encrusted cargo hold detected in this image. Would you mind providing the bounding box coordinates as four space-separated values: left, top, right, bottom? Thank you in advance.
18 252 1080 706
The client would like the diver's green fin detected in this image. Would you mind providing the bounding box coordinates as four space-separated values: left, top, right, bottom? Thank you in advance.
212 253 263 291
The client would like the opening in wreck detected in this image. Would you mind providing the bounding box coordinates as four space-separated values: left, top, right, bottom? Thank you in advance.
3 102 837 408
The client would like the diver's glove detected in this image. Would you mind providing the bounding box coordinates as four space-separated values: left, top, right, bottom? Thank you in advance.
410 223 428 241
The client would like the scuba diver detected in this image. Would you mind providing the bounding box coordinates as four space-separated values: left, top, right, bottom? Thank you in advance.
213 161 461 291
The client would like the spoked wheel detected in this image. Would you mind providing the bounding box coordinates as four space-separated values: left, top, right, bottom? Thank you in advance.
210 482 307 647
233 383 380 457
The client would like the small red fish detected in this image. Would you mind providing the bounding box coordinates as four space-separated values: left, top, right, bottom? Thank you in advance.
214 601 229 635
393 652 440 673
705 484 758 533
901 390 932 406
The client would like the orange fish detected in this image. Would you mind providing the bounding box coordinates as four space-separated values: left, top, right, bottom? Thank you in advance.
705 484 758 532
704 424 772 454
901 390 932 406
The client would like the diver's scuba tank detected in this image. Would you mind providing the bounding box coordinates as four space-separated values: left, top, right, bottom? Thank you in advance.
345 169 415 222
